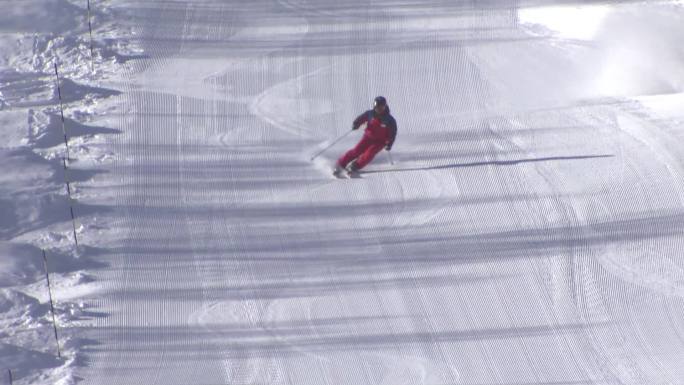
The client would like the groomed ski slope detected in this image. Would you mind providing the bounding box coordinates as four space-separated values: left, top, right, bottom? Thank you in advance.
28 0 684 384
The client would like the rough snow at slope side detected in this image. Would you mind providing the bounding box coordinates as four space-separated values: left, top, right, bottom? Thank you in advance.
0 0 133 383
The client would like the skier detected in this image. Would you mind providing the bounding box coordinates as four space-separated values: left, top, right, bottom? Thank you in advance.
333 96 397 178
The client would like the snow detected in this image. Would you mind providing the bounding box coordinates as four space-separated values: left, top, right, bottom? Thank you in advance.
2 0 684 384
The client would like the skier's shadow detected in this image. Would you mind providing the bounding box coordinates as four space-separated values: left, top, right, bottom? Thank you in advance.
360 154 614 174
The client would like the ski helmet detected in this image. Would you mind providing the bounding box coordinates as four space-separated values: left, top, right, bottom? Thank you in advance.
374 96 387 108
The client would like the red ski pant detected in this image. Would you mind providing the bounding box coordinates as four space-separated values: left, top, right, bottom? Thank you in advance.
337 136 385 170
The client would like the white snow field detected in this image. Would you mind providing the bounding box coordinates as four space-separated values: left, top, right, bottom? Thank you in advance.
2 0 684 384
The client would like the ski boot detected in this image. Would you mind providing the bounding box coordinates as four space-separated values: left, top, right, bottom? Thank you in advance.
332 164 346 178
346 161 361 178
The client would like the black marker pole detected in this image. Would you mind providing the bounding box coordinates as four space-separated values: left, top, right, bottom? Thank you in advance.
87 0 95 73
42 250 61 358
61 158 79 247
53 63 70 160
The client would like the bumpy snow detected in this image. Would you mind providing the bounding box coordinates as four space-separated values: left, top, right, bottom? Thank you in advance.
2 1 684 384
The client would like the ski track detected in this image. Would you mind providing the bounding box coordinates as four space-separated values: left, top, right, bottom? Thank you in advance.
73 1 684 385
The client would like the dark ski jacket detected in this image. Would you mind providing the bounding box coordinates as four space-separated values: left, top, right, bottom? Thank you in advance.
352 107 397 150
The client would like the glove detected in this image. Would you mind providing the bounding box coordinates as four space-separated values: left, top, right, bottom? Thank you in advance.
385 144 392 151
352 123 360 131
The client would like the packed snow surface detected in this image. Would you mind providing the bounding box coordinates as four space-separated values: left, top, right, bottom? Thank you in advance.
2 0 684 384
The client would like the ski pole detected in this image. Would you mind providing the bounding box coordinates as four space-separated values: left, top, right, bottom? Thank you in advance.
387 150 395 165
310 130 353 161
